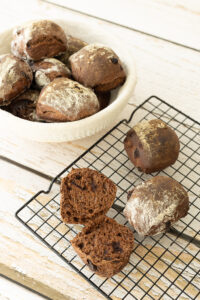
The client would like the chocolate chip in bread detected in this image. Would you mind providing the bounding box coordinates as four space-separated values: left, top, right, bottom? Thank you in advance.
71 216 134 277
124 119 180 173
60 168 116 225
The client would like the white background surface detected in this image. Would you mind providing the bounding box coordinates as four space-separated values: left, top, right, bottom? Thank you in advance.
48 0 200 49
0 0 199 299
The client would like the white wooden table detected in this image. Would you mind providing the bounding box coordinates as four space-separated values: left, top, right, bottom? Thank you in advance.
0 1 200 299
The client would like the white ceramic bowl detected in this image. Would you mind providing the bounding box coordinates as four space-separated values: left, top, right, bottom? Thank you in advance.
0 18 136 142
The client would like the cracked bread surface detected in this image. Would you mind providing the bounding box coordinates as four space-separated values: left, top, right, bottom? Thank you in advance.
71 216 134 277
60 168 116 225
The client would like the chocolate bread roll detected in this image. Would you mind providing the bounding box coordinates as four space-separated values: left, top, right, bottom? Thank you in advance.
11 20 67 61
124 119 180 173
69 43 126 92
36 78 99 122
124 176 189 236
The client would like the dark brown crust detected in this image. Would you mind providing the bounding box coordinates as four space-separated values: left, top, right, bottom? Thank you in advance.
57 35 88 66
124 119 180 173
11 20 67 61
69 44 126 92
95 76 125 92
124 176 189 236
36 102 69 122
71 216 134 277
26 36 66 62
6 89 40 121
67 35 88 54
95 91 111 110
60 168 116 225
0 55 33 105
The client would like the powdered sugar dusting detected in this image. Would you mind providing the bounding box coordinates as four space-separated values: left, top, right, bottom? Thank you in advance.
38 58 69 72
14 22 47 60
84 43 114 54
11 27 25 58
39 78 99 119
70 43 116 63
133 119 168 155
0 55 22 100
0 56 17 85
35 71 51 88
35 58 70 88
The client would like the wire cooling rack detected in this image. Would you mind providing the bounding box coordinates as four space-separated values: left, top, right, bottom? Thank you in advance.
15 96 200 300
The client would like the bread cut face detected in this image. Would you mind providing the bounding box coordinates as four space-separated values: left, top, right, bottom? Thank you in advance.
60 168 116 225
71 216 134 277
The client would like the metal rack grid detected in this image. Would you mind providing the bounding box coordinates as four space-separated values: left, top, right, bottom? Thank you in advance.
15 96 200 300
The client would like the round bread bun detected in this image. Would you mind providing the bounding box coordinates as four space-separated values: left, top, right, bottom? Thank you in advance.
69 43 126 92
124 119 180 173
124 176 189 236
36 77 100 122
11 20 67 61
